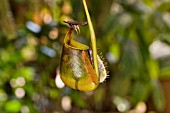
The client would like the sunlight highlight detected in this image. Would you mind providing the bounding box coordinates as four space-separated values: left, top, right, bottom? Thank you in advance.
149 40 170 59
55 69 65 89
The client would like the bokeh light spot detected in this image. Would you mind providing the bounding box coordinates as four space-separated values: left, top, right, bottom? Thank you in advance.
40 46 56 57
0 89 8 101
135 102 147 113
43 13 52 24
10 79 17 88
113 96 130 112
21 105 30 113
61 96 72 112
15 88 25 99
21 46 37 61
49 28 59 40
16 77 26 87
26 21 41 33
149 40 170 59
117 103 126 112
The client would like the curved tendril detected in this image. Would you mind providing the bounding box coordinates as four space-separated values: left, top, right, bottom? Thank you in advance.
82 0 99 82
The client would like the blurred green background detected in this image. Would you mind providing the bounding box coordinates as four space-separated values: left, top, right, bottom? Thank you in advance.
1 0 170 113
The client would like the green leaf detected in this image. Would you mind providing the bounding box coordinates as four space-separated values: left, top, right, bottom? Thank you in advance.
131 81 150 104
71 92 86 108
14 67 34 81
151 79 165 112
110 42 120 61
156 2 170 12
147 59 159 79
143 0 154 8
49 89 59 99
160 67 170 78
4 100 21 112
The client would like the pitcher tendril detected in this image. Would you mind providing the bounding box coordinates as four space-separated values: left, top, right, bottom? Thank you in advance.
82 0 99 79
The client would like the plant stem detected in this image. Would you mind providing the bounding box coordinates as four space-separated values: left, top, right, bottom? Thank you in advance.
82 0 99 81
